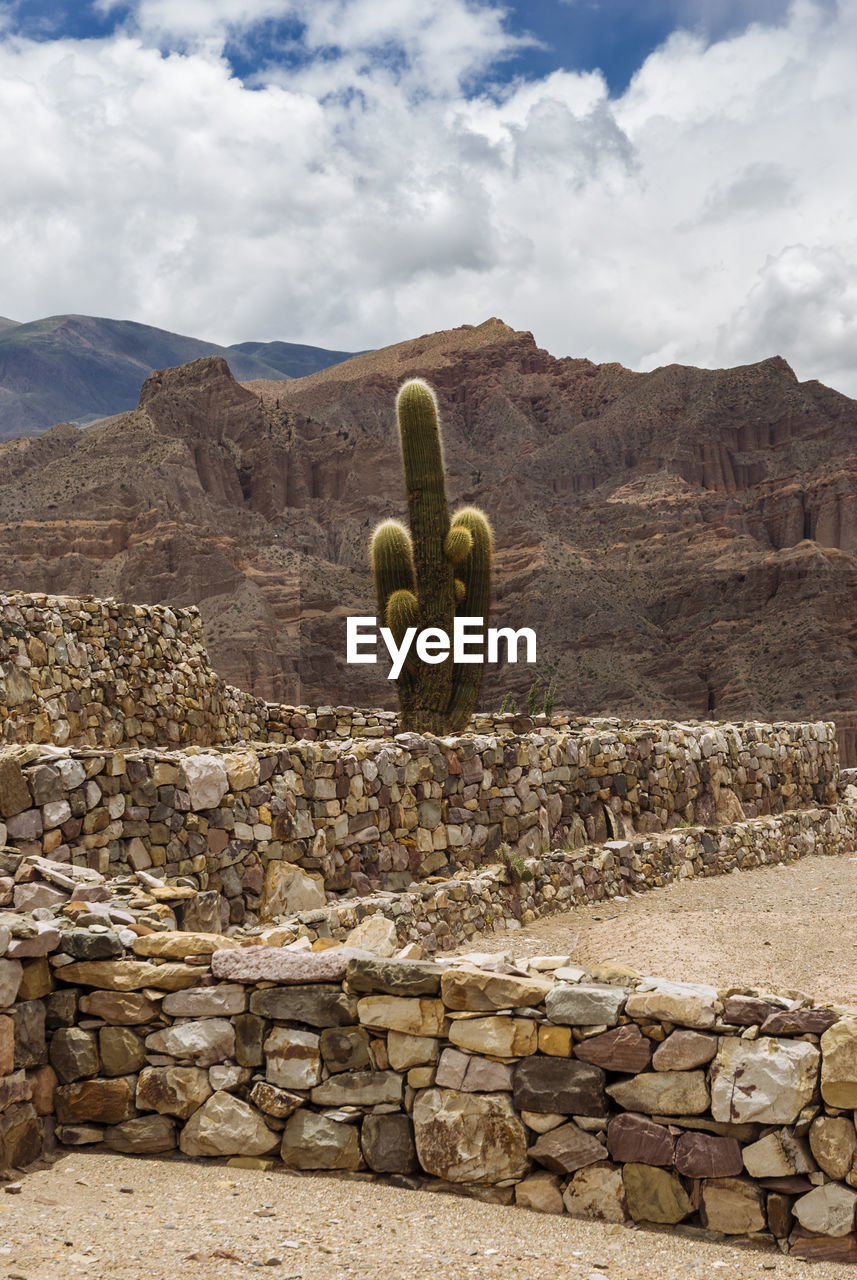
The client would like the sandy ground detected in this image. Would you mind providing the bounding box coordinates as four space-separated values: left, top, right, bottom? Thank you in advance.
5 852 857 1280
1 1151 852 1280
464 851 857 1007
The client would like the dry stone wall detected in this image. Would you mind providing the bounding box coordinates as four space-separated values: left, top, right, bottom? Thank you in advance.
1 930 856 1262
0 717 839 926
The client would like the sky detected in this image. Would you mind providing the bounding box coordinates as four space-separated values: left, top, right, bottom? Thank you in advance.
1 0 856 395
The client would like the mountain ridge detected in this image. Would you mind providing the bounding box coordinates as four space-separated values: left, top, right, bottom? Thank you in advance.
0 312 357 440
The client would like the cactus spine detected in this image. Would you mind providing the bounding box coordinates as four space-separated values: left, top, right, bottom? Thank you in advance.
370 378 493 734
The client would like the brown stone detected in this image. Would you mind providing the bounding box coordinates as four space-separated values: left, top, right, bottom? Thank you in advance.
104 1114 177 1153
573 1023 653 1073
360 1113 418 1174
528 1122 608 1174
0 1102 42 1168
623 1163 693 1224
673 1131 744 1178
136 1066 212 1119
55 1077 135 1124
760 1009 839 1035
722 996 777 1025
512 1057 607 1116
607 1113 674 1166
78 990 160 1024
788 1231 857 1263
652 1030 717 1072
699 1176 767 1234
766 1192 794 1238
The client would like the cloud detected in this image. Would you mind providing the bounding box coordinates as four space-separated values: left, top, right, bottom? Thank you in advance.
0 0 855 396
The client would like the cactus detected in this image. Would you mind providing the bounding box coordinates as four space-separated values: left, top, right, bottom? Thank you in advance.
370 378 493 734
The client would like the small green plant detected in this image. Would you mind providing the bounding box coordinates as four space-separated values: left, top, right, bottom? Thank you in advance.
543 675 558 718
495 843 534 883
498 691 518 715
527 679 540 717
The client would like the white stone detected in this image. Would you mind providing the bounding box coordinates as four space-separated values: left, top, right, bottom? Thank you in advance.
793 1184 857 1237
264 1027 321 1089
345 916 398 957
179 1091 279 1157
181 754 229 811
412 1088 528 1183
161 985 247 1017
710 1036 820 1124
145 1019 235 1067
260 863 326 919
563 1164 628 1223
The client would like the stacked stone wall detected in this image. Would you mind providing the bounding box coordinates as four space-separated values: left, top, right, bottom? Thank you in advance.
1 932 856 1262
0 718 839 924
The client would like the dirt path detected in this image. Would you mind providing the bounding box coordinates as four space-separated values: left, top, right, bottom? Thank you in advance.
1 1150 850 1280
461 851 857 1007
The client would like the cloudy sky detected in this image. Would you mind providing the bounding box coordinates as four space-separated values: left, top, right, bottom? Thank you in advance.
1 0 856 394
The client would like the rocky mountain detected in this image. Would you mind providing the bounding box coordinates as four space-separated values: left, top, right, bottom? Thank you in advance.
3 317 857 759
0 314 356 440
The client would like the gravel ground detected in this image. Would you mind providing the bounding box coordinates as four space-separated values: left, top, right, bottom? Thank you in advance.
6 852 857 1279
2 1151 854 1280
461 851 857 1007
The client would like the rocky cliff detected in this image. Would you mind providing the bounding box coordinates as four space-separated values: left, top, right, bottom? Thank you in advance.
2 318 856 754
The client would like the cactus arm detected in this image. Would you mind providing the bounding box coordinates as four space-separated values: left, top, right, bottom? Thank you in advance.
447 505 494 731
370 519 414 621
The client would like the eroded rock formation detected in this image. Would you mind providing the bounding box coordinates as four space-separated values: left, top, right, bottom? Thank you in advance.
2 319 857 754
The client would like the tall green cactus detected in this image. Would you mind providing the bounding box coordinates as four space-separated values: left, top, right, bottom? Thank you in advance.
370 378 493 734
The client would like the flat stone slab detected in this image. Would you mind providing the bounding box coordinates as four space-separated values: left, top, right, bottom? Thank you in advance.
212 946 369 985
345 958 443 997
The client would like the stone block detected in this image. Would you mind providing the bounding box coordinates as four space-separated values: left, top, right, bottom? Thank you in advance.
49 1027 99 1083
137 1066 212 1119
249 984 358 1028
360 1113 418 1174
545 984 627 1027
573 1023 652 1073
699 1176 767 1234
179 1091 279 1157
264 1026 321 1089
607 1113 674 1166
412 1088 528 1184
440 967 554 1012
280 1110 362 1170
448 1016 538 1059
528 1121 608 1174
606 1070 709 1116
710 1036 819 1124
622 1163 693 1224
512 1057 607 1116
563 1164 628 1223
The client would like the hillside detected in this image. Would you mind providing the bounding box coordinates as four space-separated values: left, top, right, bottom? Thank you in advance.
2 317 857 758
0 314 356 439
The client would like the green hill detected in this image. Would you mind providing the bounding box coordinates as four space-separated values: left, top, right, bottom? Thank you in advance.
0 314 357 439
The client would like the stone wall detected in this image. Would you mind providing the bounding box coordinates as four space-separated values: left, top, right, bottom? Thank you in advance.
0 718 839 924
1 930 856 1262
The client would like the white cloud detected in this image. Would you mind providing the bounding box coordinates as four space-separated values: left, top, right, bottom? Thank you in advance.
0 0 856 396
